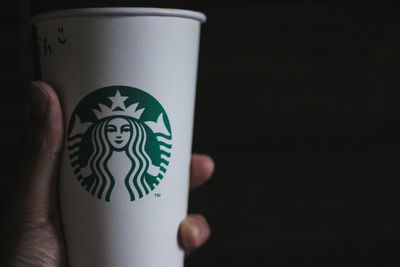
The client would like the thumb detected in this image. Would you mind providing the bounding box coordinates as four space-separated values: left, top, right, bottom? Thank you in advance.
16 81 64 225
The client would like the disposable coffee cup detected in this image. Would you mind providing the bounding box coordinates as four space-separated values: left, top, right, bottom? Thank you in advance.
31 7 206 267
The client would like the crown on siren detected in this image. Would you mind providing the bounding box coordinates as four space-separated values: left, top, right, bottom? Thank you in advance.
93 90 145 120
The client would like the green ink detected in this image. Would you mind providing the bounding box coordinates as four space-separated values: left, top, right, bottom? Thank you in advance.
67 86 172 202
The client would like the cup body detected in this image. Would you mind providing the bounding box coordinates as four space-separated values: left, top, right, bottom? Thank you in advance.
32 8 205 267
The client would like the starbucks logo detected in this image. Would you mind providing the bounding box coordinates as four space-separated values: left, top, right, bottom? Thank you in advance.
67 86 172 202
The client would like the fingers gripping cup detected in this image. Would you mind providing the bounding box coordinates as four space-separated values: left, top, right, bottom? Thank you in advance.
31 8 206 267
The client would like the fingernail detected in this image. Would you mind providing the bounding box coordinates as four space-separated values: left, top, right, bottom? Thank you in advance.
186 217 206 240
30 81 49 119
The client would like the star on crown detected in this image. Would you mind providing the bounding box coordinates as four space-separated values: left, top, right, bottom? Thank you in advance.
93 90 145 120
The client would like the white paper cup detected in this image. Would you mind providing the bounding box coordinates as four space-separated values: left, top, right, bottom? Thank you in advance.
31 7 206 267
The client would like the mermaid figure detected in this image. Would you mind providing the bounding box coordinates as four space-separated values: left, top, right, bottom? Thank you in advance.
68 90 172 202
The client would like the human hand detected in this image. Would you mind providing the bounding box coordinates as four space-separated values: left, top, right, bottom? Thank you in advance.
5 81 214 266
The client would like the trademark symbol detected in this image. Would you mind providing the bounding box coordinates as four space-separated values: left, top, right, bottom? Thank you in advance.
154 193 161 198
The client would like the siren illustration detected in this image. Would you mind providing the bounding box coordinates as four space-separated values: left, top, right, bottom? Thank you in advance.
67 86 172 202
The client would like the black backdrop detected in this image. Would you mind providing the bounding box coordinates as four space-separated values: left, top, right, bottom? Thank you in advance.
1 1 400 266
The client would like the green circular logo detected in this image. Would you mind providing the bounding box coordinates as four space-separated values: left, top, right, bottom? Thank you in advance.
67 86 172 202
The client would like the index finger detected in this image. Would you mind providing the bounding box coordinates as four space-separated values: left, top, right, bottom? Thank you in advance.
190 154 214 190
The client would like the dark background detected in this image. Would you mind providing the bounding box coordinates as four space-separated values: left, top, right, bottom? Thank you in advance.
2 1 400 266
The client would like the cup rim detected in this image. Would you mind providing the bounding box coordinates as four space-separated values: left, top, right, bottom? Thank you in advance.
31 7 207 25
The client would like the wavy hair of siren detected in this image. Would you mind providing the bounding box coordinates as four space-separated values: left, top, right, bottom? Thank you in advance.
87 117 151 201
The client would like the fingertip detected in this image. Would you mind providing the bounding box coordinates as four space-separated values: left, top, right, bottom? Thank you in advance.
190 154 215 190
201 154 215 176
180 214 210 252
33 81 59 106
32 80 51 89
30 81 49 119
32 81 64 155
